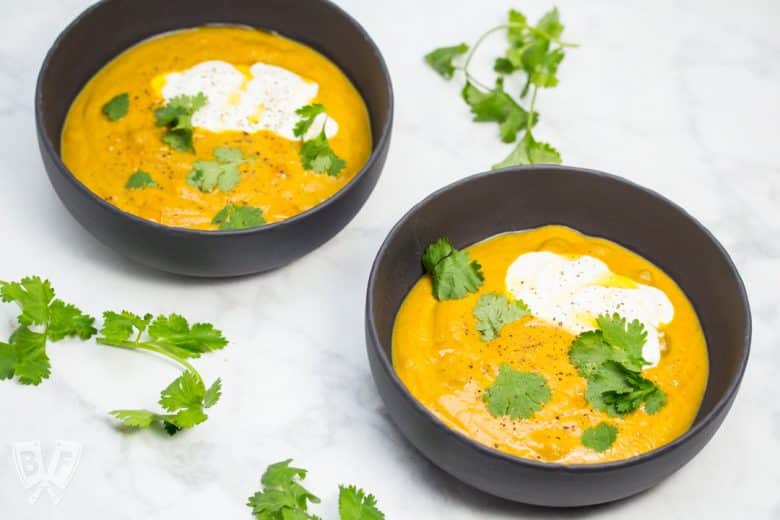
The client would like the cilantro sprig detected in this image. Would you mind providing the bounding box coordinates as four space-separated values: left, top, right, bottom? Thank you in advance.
294 104 346 176
97 311 227 435
212 203 266 230
473 293 530 341
421 238 484 301
125 170 157 190
569 313 666 417
187 146 248 193
0 277 96 385
247 459 385 520
581 422 618 452
483 363 551 420
155 93 208 153
425 7 576 168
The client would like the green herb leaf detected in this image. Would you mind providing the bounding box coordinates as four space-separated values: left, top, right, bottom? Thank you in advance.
247 460 321 519
596 313 648 370
212 204 265 230
339 485 385 520
483 363 551 419
102 93 129 121
0 277 96 385
300 131 346 176
154 93 208 153
125 170 157 190
585 361 664 417
424 43 469 79
462 79 535 143
473 293 530 341
421 238 484 301
293 104 326 138
581 422 618 452
492 130 561 169
187 146 247 193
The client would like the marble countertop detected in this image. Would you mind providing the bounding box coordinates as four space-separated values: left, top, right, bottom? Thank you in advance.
1 0 778 518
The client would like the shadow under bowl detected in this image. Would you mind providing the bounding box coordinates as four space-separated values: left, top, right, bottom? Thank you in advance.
36 0 393 277
365 165 750 507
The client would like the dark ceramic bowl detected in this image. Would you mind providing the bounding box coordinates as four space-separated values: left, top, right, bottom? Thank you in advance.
36 0 392 277
366 166 750 507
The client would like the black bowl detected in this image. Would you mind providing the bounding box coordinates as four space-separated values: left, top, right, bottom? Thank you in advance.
36 0 392 277
365 166 750 507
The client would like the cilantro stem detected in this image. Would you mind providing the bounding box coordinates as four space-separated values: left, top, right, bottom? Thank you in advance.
96 338 202 382
527 84 539 132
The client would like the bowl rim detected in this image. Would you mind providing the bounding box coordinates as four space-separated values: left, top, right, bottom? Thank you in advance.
35 0 394 237
366 164 751 473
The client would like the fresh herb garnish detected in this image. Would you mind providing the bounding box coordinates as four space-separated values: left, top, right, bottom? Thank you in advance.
421 238 484 301
569 313 666 416
154 93 208 153
102 93 129 121
97 311 227 434
0 277 96 385
483 363 551 419
473 293 530 341
212 203 266 230
424 43 469 79
187 147 247 193
294 104 346 176
425 7 576 168
581 422 618 452
125 170 157 190
247 460 385 520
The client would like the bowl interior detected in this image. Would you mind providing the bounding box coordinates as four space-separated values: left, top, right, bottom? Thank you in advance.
38 0 390 156
369 167 749 430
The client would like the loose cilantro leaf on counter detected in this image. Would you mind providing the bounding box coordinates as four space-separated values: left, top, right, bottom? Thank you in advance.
581 422 618 452
212 203 266 230
339 485 385 520
187 146 247 193
98 310 227 434
462 79 536 143
421 238 484 301
569 313 666 417
483 363 551 419
102 93 129 121
424 8 577 168
247 459 321 519
125 170 157 190
154 92 207 153
295 104 346 176
247 460 386 520
473 293 530 341
0 276 96 385
425 43 469 79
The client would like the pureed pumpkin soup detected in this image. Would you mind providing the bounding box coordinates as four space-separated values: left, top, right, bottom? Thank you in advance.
393 226 708 464
61 26 372 231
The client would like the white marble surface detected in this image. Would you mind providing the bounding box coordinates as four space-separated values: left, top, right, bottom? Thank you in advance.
0 0 778 517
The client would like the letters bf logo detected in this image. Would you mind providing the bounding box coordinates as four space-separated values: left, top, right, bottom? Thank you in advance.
12 440 82 504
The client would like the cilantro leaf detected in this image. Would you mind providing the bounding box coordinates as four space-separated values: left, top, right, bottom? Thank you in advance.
154 93 208 153
300 131 346 176
0 277 96 385
596 313 647 370
248 459 321 519
492 130 561 169
462 79 535 143
424 43 469 79
339 485 385 520
581 422 618 452
125 170 157 190
585 361 664 417
203 378 222 408
473 293 530 341
421 238 484 300
102 93 129 121
187 146 247 193
146 313 228 358
293 104 326 138
212 204 266 230
483 363 551 419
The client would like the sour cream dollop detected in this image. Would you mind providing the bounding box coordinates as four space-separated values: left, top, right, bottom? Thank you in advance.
157 60 338 140
505 252 674 367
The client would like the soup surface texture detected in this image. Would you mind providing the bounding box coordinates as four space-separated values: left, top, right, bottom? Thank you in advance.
62 26 372 230
392 226 708 464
